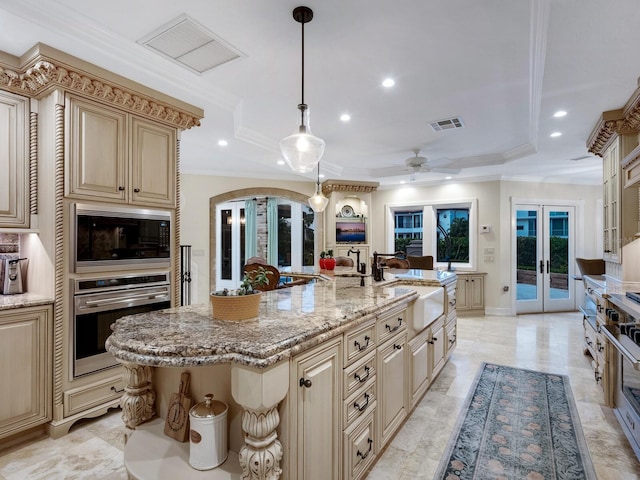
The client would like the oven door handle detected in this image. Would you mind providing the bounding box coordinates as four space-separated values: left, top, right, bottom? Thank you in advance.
601 325 640 370
78 292 170 310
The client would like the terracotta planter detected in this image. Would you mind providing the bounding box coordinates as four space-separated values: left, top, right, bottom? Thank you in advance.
210 292 262 321
324 258 336 270
319 258 326 269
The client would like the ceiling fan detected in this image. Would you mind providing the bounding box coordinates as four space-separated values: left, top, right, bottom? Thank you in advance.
404 150 460 181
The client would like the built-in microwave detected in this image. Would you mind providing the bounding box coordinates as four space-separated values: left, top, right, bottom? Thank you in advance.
71 203 171 272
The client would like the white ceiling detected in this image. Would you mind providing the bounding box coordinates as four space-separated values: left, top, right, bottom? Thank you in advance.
1 0 638 187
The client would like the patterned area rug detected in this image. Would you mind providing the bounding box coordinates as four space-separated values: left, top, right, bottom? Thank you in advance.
434 363 597 480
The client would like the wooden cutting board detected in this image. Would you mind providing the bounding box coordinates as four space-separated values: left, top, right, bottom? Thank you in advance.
164 371 192 442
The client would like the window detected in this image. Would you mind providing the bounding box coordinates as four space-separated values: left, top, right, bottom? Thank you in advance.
277 200 315 270
436 208 469 263
386 199 477 270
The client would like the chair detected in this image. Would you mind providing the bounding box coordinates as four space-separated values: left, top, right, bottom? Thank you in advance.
575 258 605 277
245 256 267 265
407 255 434 270
382 257 410 269
242 263 280 291
334 256 354 267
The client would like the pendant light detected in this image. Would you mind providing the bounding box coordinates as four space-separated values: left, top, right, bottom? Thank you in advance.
308 161 329 212
280 6 325 174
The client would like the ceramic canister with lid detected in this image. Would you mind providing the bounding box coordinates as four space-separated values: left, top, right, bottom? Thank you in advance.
189 393 229 470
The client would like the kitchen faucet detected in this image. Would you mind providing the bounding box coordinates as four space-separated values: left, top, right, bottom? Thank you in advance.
371 251 405 281
347 247 366 275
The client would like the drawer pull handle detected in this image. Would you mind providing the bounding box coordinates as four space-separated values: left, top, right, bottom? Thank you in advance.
118 186 125 191
385 318 402 332
299 378 312 388
357 438 373 460
354 366 370 383
393 344 402 350
354 392 370 412
110 386 125 394
594 371 602 383
597 342 604 353
428 337 438 345
586 339 593 346
354 336 371 351
449 335 456 345
133 188 141 193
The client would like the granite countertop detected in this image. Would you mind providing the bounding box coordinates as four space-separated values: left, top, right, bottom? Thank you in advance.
0 292 54 310
106 271 455 369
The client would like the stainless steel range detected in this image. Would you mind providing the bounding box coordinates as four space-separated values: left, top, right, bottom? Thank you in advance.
601 292 640 461
72 272 171 378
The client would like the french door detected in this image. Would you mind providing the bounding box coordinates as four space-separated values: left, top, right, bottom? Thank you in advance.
216 201 246 290
514 203 575 313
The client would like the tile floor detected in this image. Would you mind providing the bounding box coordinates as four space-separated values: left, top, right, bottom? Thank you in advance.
1 312 639 479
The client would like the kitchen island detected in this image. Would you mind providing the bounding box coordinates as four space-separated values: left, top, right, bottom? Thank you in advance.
106 270 457 480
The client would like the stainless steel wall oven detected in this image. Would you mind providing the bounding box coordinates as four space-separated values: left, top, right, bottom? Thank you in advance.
72 272 171 378
71 203 171 272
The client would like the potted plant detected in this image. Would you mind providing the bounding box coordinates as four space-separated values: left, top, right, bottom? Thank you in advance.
319 251 327 269
210 266 272 321
324 249 336 271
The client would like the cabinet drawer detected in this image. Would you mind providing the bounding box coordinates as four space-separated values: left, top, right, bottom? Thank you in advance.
344 319 376 366
64 373 124 417
344 351 376 399
377 308 406 345
446 319 457 355
343 408 376 480
343 377 376 429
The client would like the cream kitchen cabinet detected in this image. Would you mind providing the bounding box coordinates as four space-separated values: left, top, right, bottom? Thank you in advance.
0 90 30 228
429 316 446 380
409 328 430 408
376 307 408 448
0 305 52 440
65 94 177 208
290 337 342 480
602 135 639 263
455 273 485 314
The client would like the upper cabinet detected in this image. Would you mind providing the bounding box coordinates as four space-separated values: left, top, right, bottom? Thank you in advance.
65 94 177 208
0 90 30 228
588 86 640 266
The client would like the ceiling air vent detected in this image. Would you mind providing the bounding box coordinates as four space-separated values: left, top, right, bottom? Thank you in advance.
429 116 465 132
138 14 244 74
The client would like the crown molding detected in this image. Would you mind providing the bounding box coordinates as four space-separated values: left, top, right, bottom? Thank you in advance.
0 43 203 130
587 84 640 156
321 179 379 195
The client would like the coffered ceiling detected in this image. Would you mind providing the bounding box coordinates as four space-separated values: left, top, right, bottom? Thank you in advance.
1 0 639 187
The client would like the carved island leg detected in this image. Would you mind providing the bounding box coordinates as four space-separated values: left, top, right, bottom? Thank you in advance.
120 362 156 429
231 362 290 480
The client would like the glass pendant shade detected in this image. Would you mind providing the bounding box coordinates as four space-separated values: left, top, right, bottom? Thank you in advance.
280 107 325 173
308 183 329 212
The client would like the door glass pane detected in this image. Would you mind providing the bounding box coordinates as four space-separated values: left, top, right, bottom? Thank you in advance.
436 208 469 263
549 209 569 299
302 207 315 266
278 204 292 268
220 209 232 280
239 207 246 281
516 209 538 300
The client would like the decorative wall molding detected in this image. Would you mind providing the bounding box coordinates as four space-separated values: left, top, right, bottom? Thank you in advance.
588 86 640 156
321 179 379 195
0 51 202 130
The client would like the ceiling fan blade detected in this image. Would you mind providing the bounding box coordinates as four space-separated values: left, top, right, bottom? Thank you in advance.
430 167 461 174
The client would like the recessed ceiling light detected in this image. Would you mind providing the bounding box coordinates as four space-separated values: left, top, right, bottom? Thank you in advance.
218 139 228 146
277 159 285 165
550 132 562 138
445 176 452 180
400 180 406 184
340 113 351 122
319 173 325 178
553 110 567 118
382 78 395 88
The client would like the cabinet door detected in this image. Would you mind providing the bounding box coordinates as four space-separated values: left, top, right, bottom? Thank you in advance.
0 306 51 439
603 140 619 262
293 338 342 480
130 116 176 207
456 277 469 310
468 276 484 310
409 329 429 408
66 95 127 201
377 332 407 447
429 318 446 380
0 91 29 228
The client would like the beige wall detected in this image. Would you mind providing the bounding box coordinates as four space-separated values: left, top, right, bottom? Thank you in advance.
181 174 601 314
180 174 314 304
